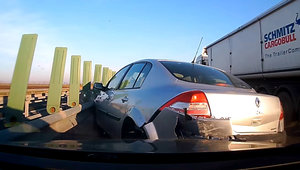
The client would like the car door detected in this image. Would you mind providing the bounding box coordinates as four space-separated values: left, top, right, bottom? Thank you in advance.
95 62 149 137
94 64 131 137
112 63 147 120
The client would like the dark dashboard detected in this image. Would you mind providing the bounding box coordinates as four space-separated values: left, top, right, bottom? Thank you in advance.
1 139 300 169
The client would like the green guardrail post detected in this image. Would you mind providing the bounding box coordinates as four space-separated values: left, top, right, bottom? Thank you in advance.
68 55 81 107
93 64 102 84
102 67 109 86
46 47 67 114
108 69 113 80
6 34 38 124
82 61 92 91
81 61 92 103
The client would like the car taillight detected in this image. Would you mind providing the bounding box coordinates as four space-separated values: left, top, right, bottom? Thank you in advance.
159 91 211 118
280 102 284 120
278 101 284 132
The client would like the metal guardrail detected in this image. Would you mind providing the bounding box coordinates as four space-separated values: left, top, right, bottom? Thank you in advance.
0 96 8 109
0 34 116 128
0 89 68 109
0 102 94 142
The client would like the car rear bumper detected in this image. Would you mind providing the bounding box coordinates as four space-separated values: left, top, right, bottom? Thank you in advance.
143 108 233 140
176 113 232 138
144 108 283 141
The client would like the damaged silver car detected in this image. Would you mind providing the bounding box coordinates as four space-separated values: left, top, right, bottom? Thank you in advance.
94 59 285 140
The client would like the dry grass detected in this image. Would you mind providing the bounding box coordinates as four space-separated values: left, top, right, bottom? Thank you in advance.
0 83 70 96
0 83 70 89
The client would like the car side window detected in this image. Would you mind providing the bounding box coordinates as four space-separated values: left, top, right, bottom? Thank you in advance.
134 63 152 88
107 65 131 90
119 63 146 89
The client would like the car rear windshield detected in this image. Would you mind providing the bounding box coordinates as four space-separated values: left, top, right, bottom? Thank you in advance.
160 61 251 89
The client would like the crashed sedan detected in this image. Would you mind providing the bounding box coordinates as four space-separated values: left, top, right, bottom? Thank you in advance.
94 59 285 140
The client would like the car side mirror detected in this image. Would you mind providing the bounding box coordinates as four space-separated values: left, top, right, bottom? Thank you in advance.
93 82 105 90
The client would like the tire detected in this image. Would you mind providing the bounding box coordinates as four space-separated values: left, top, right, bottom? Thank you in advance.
298 100 300 122
277 91 295 129
121 118 147 140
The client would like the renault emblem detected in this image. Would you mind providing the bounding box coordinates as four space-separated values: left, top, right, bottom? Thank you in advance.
255 97 260 108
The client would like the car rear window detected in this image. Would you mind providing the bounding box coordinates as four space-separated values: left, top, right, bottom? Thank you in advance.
160 61 251 89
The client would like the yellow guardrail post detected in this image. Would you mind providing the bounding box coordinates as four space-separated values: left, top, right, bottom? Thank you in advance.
46 47 67 114
102 67 109 86
68 55 81 107
81 61 92 103
108 69 113 80
6 34 38 124
82 61 92 91
93 64 102 83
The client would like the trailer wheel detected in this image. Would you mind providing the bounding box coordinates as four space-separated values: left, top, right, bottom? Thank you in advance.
298 100 300 122
277 91 295 129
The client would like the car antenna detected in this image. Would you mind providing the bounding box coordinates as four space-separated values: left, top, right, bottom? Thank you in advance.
191 37 203 64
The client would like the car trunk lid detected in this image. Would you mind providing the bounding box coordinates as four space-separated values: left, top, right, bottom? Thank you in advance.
203 90 281 134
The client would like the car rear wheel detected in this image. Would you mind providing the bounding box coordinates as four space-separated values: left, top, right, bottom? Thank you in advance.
121 118 147 140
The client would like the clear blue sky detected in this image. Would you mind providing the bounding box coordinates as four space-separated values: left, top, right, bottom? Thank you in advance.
0 0 282 83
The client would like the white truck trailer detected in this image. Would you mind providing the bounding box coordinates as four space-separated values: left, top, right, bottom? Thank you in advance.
204 0 300 128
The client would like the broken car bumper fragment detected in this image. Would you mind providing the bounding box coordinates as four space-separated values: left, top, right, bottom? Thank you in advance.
144 108 233 140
